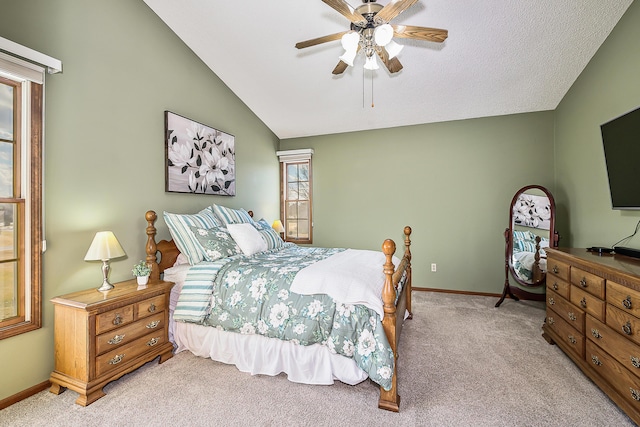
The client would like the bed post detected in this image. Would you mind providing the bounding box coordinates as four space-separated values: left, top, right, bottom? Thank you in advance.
379 239 400 412
145 210 160 280
404 226 413 319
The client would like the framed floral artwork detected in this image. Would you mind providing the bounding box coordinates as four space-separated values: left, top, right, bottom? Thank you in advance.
165 111 235 195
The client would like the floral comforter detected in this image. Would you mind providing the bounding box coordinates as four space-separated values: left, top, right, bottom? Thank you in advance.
173 244 395 390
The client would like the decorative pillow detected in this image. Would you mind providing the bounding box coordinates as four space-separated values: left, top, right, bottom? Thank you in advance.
189 225 242 261
254 218 285 250
213 204 255 225
163 207 223 265
227 223 268 256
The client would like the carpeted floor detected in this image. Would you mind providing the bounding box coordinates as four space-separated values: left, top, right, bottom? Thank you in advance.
1 291 636 426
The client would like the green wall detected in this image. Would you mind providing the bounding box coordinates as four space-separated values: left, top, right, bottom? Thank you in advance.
0 0 279 401
280 112 555 293
554 1 640 247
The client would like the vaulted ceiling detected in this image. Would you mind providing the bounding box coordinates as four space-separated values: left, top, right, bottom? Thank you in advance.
143 0 633 139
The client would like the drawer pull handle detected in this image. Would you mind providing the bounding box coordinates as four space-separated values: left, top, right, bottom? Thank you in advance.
107 334 125 345
109 354 125 365
580 278 587 288
552 282 558 291
146 337 159 347
112 314 123 326
591 355 602 366
631 388 640 401
548 297 555 306
591 328 602 339
552 266 559 274
624 296 633 310
623 321 633 336
148 303 156 313
146 320 160 329
631 356 640 369
548 317 555 326
580 298 587 309
568 335 577 344
568 312 576 322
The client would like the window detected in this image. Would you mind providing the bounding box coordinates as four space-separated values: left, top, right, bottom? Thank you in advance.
0 53 44 339
277 149 313 244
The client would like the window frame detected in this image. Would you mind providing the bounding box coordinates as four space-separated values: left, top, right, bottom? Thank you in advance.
277 149 314 245
0 63 44 340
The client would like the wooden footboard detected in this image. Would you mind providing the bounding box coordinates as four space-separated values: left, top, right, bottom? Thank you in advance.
378 226 412 412
144 210 412 412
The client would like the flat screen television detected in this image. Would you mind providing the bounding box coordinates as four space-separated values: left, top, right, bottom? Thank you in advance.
600 106 640 210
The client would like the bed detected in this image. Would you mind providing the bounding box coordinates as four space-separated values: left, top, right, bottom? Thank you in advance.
143 207 412 412
511 229 548 283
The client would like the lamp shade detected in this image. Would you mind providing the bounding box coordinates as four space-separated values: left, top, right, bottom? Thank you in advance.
341 31 360 51
364 54 379 70
385 40 403 60
271 220 285 233
374 24 394 47
84 231 126 261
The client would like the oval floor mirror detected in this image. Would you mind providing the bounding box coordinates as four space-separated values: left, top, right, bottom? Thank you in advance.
495 185 559 307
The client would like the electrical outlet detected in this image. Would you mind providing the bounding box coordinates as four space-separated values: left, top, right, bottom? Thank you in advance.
431 263 437 272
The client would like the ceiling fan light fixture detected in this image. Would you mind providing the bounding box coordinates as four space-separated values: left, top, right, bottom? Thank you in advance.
364 54 379 70
373 24 394 47
341 31 360 51
385 40 403 59
339 49 357 67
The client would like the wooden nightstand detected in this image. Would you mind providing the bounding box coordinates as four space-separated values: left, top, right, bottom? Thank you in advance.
49 279 174 406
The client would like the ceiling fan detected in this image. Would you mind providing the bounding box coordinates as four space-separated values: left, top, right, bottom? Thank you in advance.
295 0 448 74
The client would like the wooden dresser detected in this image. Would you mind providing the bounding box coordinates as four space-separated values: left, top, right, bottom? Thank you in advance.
543 247 640 424
49 279 174 406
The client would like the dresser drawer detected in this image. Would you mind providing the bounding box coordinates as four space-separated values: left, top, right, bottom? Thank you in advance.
587 315 640 378
96 305 135 334
96 312 165 355
96 331 166 377
547 275 571 300
547 258 570 281
608 304 640 346
546 308 585 358
571 285 605 322
547 289 584 333
608 280 640 319
587 340 640 411
571 267 605 299
137 295 166 319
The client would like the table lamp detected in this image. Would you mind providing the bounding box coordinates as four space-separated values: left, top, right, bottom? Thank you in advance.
271 219 285 239
84 231 126 292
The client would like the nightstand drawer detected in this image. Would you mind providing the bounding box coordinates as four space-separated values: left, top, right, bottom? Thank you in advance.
571 286 605 322
608 280 640 319
96 331 166 377
547 275 571 300
548 289 584 333
571 266 605 299
547 258 570 281
96 305 135 334
96 312 165 355
137 294 165 318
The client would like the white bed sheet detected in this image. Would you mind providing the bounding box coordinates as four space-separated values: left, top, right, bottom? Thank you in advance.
167 279 368 386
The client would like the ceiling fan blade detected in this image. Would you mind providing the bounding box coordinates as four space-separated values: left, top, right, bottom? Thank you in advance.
332 60 348 75
295 31 350 49
393 25 448 43
322 0 367 26
376 48 403 74
374 0 419 23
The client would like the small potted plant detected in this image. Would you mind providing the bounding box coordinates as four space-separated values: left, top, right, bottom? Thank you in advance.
132 260 151 286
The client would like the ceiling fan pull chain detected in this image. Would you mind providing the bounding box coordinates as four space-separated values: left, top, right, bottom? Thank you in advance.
371 70 374 108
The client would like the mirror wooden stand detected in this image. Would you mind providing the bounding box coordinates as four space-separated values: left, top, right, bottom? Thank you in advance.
496 185 559 307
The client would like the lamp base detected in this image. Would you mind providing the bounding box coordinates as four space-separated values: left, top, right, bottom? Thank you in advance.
96 260 115 292
97 280 115 292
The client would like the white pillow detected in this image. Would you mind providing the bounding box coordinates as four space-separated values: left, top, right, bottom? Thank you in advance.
227 223 267 256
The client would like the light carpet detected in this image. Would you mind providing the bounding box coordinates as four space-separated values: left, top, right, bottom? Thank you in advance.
1 291 635 426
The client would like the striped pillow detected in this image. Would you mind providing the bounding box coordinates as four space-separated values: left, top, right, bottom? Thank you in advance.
255 219 285 250
163 207 223 265
212 204 255 225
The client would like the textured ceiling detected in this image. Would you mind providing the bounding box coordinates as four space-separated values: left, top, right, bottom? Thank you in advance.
143 0 632 139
